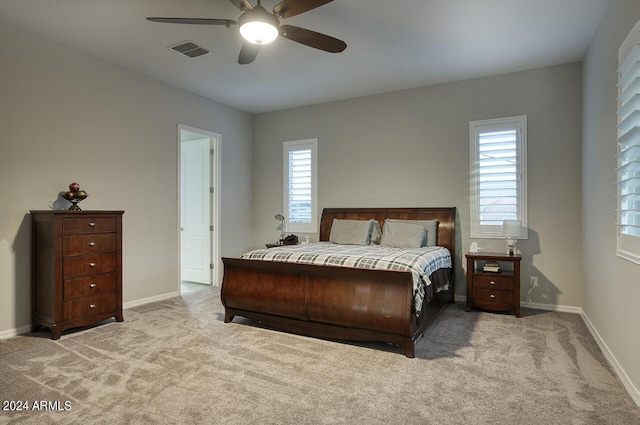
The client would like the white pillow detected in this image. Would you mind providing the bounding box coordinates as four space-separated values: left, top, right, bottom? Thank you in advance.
329 219 375 245
386 218 438 246
380 220 427 248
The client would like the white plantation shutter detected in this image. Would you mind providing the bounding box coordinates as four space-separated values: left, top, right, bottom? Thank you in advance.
288 149 312 223
283 139 317 233
617 20 640 264
470 116 527 238
478 129 518 225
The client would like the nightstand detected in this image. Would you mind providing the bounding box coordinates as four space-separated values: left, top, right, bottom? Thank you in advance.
465 252 522 317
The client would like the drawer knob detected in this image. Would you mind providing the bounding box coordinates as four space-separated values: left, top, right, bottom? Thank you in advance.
89 242 96 246
89 304 96 309
89 222 96 227
490 294 496 299
89 262 96 268
490 280 496 285
90 283 96 288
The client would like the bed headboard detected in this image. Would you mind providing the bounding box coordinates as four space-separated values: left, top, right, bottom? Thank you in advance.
319 207 457 257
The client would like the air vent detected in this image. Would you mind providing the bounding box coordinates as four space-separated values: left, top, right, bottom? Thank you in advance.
169 41 210 59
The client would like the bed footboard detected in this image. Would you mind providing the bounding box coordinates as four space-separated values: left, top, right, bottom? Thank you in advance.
221 257 449 357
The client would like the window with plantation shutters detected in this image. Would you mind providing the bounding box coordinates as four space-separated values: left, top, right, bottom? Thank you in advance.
470 116 528 238
283 139 317 233
617 20 640 264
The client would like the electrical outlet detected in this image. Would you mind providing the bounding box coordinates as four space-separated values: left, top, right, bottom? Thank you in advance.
529 276 538 288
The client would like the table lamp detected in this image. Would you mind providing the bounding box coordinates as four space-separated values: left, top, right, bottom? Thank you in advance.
275 214 285 241
502 219 522 255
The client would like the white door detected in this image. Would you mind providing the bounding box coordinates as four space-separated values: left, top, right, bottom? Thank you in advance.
180 137 212 284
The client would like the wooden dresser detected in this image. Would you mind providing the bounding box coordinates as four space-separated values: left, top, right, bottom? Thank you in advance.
30 210 124 339
465 252 522 318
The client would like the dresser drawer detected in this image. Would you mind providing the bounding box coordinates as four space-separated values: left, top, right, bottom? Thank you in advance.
63 273 117 299
63 233 117 256
63 294 117 321
63 253 117 278
473 288 513 306
63 217 117 234
472 274 514 291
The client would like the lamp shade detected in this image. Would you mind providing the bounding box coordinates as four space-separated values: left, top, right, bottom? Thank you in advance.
240 21 279 44
502 219 522 238
238 5 280 45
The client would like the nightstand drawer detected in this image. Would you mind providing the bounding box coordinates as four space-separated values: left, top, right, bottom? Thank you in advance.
63 217 117 234
63 233 117 255
63 294 117 321
63 273 117 299
472 274 514 291
473 288 513 305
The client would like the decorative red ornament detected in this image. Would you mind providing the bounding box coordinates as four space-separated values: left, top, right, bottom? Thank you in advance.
61 182 88 210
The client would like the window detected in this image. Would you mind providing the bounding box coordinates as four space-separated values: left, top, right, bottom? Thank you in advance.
470 116 527 238
617 20 640 264
283 139 317 233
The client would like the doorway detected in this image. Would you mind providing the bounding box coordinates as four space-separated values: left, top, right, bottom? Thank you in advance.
178 125 221 288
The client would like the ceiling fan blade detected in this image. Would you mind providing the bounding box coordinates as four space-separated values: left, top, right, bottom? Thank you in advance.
273 0 333 19
228 0 253 12
279 25 346 53
146 17 237 26
238 42 260 64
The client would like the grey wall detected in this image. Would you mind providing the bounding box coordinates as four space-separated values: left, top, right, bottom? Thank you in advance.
0 22 254 335
582 0 640 403
253 62 584 306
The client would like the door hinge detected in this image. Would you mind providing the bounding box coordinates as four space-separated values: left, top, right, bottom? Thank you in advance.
210 225 214 231
210 148 214 156
210 263 214 270
210 187 214 194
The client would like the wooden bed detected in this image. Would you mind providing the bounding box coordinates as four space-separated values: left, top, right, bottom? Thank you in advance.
221 207 456 357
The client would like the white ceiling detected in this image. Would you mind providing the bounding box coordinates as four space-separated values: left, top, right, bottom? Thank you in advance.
0 0 609 114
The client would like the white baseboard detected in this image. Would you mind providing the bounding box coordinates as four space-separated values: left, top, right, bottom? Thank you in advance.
0 324 32 340
520 301 583 314
123 291 180 310
581 310 640 407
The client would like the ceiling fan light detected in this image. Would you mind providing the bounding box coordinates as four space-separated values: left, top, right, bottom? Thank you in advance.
240 21 279 44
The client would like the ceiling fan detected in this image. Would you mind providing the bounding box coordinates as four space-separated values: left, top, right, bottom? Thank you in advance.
147 0 347 64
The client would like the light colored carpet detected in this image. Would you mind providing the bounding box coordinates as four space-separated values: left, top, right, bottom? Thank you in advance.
1 283 638 425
